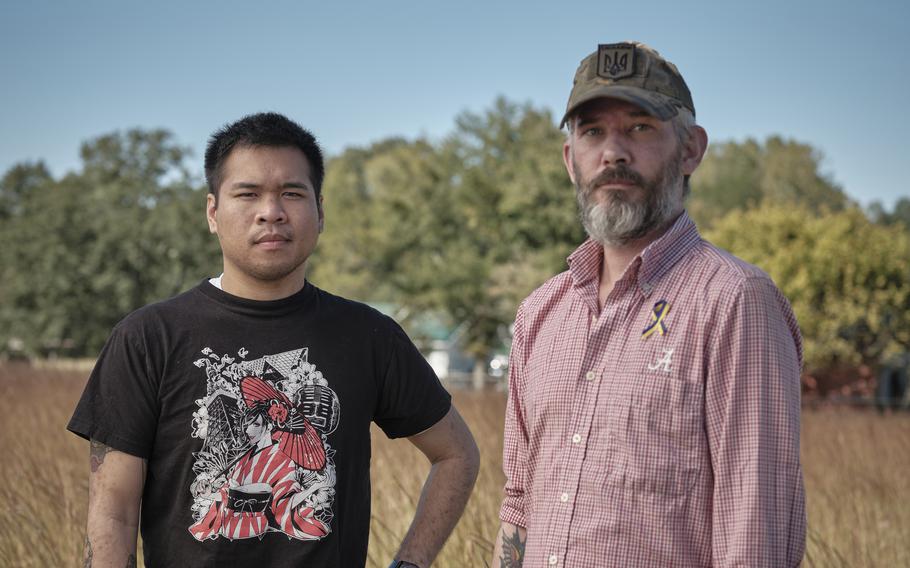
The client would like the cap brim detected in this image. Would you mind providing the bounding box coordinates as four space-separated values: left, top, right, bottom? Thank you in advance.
560 85 682 128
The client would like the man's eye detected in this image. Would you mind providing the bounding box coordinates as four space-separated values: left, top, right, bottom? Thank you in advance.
237 192 257 198
583 127 602 137
631 123 653 132
283 192 304 199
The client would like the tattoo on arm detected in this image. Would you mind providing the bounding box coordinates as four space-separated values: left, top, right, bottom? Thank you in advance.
82 532 135 568
499 527 526 568
83 536 93 568
90 439 113 473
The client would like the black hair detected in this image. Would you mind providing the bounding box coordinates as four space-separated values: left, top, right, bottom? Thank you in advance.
204 112 325 201
242 402 271 426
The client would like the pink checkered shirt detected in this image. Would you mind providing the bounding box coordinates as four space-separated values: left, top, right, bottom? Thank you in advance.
500 212 806 567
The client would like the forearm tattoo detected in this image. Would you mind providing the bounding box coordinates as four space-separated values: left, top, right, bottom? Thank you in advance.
499 527 526 568
83 536 93 568
90 439 113 473
82 536 135 567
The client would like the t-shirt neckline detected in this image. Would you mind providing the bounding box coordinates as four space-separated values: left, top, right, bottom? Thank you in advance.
196 278 316 317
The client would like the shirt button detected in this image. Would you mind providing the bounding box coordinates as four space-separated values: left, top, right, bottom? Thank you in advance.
560 492 569 502
548 554 559 565
572 433 582 444
585 371 596 381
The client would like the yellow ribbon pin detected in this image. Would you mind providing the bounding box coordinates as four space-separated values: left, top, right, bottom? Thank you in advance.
641 300 671 340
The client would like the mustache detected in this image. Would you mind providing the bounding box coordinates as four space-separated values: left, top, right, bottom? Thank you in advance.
586 165 645 190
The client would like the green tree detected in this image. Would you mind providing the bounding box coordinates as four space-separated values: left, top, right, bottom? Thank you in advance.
439 98 583 368
706 204 910 369
868 197 910 231
689 136 848 228
311 137 448 305
312 98 585 373
0 161 52 219
0 129 219 358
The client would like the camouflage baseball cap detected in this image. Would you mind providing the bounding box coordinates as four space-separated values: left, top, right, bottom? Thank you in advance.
560 42 695 128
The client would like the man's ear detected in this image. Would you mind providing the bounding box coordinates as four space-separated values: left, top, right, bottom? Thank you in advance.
563 139 577 185
206 192 218 234
317 194 325 234
681 125 709 176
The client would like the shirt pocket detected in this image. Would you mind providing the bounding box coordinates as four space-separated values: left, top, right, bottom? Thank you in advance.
604 376 703 498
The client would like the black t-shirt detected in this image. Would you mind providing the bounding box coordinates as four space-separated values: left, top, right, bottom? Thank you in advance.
68 280 451 567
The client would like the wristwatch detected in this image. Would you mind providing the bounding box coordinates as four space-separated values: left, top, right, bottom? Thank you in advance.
388 561 421 568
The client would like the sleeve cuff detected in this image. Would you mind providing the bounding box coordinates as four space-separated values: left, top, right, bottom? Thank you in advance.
66 419 151 460
499 498 527 528
380 396 452 439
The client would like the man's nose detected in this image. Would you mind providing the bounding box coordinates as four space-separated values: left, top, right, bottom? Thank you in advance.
600 132 631 165
256 194 286 223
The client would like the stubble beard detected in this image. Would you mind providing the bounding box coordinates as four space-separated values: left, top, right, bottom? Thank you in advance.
574 147 685 247
245 258 307 282
223 240 313 285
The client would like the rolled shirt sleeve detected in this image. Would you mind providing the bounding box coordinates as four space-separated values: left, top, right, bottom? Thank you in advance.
500 302 530 528
705 276 806 567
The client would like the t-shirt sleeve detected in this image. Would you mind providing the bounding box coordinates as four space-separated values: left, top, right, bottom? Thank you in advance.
67 319 160 459
373 317 452 439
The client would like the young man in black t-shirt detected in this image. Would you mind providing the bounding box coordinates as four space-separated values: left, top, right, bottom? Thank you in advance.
69 113 480 568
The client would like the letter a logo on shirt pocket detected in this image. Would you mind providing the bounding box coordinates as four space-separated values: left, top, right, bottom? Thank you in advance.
647 348 674 373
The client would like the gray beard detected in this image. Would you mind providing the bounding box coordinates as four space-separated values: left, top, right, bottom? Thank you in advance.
574 151 684 247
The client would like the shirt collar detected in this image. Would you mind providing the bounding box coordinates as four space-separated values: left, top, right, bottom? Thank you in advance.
567 211 701 298
567 237 603 289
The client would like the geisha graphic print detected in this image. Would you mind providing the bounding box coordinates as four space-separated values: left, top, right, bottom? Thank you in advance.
187 346 339 542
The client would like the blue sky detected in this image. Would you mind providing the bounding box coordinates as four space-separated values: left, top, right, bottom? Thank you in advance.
2 0 907 208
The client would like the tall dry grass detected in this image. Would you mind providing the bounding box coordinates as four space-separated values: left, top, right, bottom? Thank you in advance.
801 406 910 567
0 365 87 567
368 390 505 567
1 365 908 567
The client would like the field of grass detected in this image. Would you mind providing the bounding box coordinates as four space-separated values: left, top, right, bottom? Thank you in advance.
1 364 908 567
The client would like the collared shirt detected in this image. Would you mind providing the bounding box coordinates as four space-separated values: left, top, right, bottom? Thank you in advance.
500 212 806 568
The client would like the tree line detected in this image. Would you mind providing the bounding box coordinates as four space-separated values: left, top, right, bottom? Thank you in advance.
1 97 908 373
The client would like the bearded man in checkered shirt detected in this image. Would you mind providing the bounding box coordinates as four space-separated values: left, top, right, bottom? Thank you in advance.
492 42 806 568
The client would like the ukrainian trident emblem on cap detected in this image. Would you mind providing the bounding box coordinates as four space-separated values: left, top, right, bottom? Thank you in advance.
597 43 636 80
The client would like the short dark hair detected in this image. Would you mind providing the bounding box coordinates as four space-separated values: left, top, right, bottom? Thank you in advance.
243 401 272 426
204 112 325 200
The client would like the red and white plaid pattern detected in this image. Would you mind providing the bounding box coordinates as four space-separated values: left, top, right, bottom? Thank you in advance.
500 213 806 568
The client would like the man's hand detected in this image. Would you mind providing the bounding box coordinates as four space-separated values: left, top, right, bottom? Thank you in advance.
392 406 480 567
491 521 527 568
84 439 146 567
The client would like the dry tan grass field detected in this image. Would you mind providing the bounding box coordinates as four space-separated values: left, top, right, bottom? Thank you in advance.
1 365 908 567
